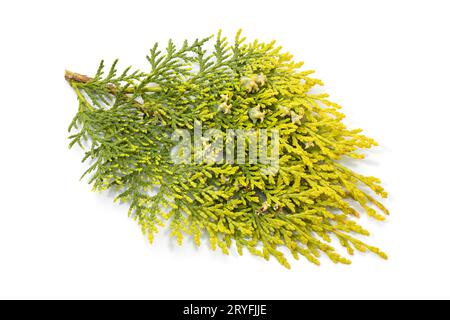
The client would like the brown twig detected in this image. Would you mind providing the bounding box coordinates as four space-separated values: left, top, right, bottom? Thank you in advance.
64 70 161 93
64 70 157 115
65 70 92 84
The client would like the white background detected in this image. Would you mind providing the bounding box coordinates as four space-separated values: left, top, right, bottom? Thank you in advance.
0 0 449 300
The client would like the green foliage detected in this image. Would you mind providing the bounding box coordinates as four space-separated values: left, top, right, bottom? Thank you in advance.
66 30 388 268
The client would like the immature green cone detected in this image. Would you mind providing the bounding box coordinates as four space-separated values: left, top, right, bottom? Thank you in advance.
66 30 388 268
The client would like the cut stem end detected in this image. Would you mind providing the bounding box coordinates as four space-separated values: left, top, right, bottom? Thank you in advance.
65 70 92 84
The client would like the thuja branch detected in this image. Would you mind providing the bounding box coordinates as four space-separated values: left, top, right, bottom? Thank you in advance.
65 30 389 269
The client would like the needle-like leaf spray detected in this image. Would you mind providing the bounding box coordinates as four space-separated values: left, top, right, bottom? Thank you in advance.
65 30 388 268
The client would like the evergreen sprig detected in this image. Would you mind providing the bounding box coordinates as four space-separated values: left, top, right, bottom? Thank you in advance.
66 30 388 268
